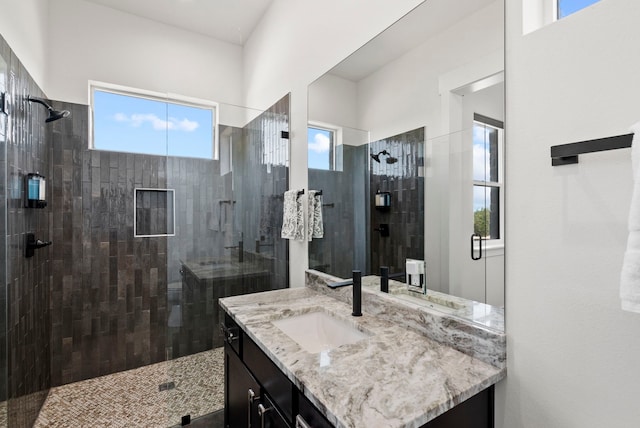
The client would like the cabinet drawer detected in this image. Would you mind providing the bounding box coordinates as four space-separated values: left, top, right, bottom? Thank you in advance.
258 393 291 428
243 334 294 423
297 391 333 428
222 313 241 355
423 386 493 428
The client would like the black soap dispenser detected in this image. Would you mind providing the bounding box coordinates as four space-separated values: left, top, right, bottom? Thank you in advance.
374 189 391 210
25 172 47 208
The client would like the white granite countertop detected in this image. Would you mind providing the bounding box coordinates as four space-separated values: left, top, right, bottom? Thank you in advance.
360 275 505 333
220 287 506 428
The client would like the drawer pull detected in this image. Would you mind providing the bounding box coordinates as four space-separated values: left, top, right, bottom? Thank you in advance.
258 404 272 428
220 323 239 343
296 415 312 428
248 389 260 428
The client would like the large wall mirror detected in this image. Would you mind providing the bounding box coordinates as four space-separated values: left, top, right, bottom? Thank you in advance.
307 0 505 321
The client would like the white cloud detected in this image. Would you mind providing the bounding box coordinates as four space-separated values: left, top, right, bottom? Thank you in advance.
308 133 330 153
113 113 199 132
473 144 490 181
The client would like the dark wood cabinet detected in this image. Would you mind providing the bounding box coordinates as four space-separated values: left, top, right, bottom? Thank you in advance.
222 313 494 428
224 343 260 428
297 391 333 428
223 314 329 428
423 386 493 428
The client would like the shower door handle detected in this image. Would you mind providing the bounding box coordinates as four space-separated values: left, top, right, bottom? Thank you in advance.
471 233 482 260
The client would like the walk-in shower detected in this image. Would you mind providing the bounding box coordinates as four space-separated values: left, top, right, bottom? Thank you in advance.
0 33 291 426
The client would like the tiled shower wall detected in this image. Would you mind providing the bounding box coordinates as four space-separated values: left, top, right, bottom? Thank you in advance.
0 34 52 427
48 94 290 386
370 127 425 274
308 144 369 278
0 35 8 407
234 96 290 288
309 127 424 279
48 101 228 385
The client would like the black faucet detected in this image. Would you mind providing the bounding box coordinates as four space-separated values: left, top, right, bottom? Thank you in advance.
224 240 244 263
379 266 405 293
327 270 362 317
380 266 389 293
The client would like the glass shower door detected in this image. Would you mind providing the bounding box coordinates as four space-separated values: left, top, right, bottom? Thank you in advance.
0 42 8 428
425 127 505 308
164 95 290 426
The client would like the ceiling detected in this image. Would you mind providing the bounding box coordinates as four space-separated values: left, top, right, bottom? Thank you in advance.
329 0 498 81
82 0 274 45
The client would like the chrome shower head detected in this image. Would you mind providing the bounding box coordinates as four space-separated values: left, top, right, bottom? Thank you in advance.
27 96 71 123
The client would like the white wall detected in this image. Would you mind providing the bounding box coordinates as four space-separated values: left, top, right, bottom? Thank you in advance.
308 74 358 130
243 0 424 286
357 1 503 142
501 1 640 427
45 0 244 106
0 0 49 88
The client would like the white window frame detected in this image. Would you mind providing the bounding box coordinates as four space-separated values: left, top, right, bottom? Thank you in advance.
524 0 600 34
88 80 219 160
553 0 600 21
307 121 343 171
472 116 504 250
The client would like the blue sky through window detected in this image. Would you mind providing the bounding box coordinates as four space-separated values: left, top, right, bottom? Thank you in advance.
558 0 600 19
308 127 332 170
93 90 214 159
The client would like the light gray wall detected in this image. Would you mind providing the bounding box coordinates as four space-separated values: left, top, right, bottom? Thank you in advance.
0 0 48 88
501 1 640 427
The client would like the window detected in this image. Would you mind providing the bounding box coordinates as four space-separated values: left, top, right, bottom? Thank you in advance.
556 0 600 19
523 0 600 34
473 114 504 242
307 125 336 170
90 81 218 159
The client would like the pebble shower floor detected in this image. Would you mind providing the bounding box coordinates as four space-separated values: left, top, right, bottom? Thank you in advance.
32 348 224 427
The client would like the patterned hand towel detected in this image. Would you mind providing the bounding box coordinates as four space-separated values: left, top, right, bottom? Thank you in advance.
281 189 304 241
307 190 324 241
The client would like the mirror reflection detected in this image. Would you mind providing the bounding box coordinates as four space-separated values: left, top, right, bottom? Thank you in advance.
307 0 504 326
0 45 7 425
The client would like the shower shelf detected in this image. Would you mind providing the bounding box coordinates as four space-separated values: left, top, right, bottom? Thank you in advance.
550 133 633 166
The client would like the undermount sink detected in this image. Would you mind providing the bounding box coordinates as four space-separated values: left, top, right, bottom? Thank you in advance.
390 289 465 313
273 311 370 353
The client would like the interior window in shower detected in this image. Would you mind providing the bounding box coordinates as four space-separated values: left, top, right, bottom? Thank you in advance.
90 81 218 159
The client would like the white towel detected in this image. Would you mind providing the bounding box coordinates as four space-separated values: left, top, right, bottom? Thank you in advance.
620 122 640 313
281 190 304 241
307 190 324 241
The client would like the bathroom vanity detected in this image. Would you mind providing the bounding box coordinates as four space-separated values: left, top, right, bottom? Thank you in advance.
178 257 272 353
220 282 505 427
